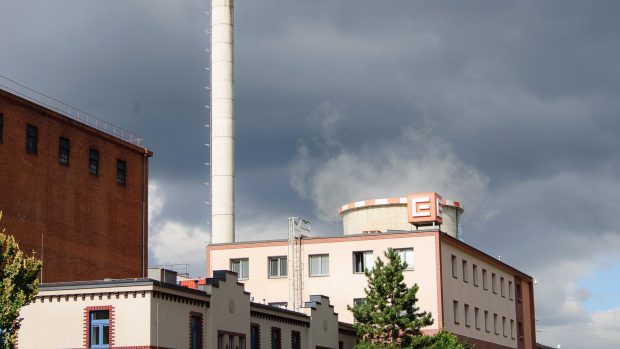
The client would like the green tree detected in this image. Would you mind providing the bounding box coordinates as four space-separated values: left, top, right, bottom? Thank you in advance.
426 331 472 349
348 248 434 348
0 212 42 348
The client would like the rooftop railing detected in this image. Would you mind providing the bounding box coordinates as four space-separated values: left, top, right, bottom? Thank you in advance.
0 75 144 146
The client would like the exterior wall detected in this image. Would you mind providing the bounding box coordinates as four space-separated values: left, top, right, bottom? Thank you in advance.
306 296 339 349
0 90 151 282
208 232 441 326
342 205 411 234
19 285 154 348
441 237 526 349
251 306 310 349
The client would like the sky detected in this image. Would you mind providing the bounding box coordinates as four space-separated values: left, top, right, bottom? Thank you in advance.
1 1 620 347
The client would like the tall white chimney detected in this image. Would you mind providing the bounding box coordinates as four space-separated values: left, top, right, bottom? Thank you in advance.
210 0 235 243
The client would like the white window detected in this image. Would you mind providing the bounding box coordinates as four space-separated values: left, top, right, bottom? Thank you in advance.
353 251 373 273
309 254 329 276
269 256 287 278
395 248 414 270
230 258 249 280
474 307 480 330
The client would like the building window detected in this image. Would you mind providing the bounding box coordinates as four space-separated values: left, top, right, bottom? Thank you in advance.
395 248 414 270
464 304 470 327
353 298 365 306
451 255 457 278
501 277 505 297
90 310 110 348
509 281 514 300
59 137 70 165
190 313 203 349
0 113 4 143
518 321 524 341
116 159 126 185
462 260 468 282
474 307 480 330
269 256 287 278
26 124 38 154
502 316 507 337
482 269 488 290
291 331 301 349
353 251 373 273
89 149 99 175
251 325 260 349
493 313 498 335
309 254 329 276
492 273 497 294
268 302 288 309
271 327 281 349
472 264 478 287
453 300 459 324
516 283 522 303
511 319 515 339
484 310 489 332
231 258 249 280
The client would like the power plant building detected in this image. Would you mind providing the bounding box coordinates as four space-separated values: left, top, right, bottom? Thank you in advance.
207 193 537 349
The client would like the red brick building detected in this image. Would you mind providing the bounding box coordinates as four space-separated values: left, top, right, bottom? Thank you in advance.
0 79 152 282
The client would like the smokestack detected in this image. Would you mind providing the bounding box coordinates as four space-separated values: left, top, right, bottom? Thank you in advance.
210 0 235 243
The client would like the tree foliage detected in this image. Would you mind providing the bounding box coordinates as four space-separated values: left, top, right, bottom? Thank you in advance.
348 248 434 348
426 331 472 349
0 212 42 348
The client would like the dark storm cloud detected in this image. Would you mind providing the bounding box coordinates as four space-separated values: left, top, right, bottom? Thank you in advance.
2 1 620 346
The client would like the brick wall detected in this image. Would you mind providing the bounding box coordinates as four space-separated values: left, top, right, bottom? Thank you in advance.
0 90 151 282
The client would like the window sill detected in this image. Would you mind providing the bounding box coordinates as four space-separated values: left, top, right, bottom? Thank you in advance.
309 274 329 277
268 276 287 279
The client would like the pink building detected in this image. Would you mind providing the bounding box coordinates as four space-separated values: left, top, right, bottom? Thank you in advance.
207 193 536 349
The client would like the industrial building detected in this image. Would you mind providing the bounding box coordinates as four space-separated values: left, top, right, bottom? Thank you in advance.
0 76 152 282
207 193 537 349
18 269 357 349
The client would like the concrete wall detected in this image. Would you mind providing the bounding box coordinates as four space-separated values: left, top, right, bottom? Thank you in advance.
0 90 151 282
208 232 441 326
342 205 411 234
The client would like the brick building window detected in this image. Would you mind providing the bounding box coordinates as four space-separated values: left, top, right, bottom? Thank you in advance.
250 324 260 349
291 331 301 349
59 137 70 165
0 113 4 143
26 124 38 154
84 306 114 349
190 312 203 349
270 327 281 349
89 149 99 175
116 159 126 185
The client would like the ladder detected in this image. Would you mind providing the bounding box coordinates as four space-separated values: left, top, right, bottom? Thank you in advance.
288 217 310 311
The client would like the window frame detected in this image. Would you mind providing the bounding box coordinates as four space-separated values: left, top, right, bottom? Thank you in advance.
270 327 281 349
494 313 499 335
230 258 250 280
59 137 70 166
482 268 488 290
268 256 288 278
474 307 480 330
464 303 470 327
291 331 301 349
190 312 204 349
472 264 478 287
353 251 373 273
394 248 414 270
453 300 459 324
116 159 127 186
509 280 514 300
462 260 468 283
89 310 110 348
250 324 261 349
492 273 497 294
89 148 100 176
26 124 38 154
484 310 489 333
309 254 329 277
451 255 458 278
501 276 505 297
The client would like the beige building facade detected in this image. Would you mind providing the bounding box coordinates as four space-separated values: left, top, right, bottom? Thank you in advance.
207 231 536 349
18 270 356 349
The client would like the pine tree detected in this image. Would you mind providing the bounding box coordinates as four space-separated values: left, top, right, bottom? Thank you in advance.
0 211 42 348
348 248 434 348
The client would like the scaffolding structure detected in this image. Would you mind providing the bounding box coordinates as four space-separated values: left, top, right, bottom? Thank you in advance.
288 217 310 311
